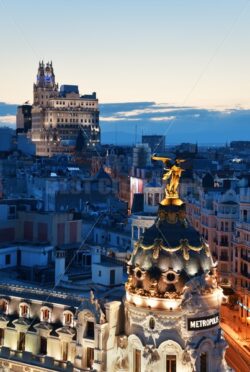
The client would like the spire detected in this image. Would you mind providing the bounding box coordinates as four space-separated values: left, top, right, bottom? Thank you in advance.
35 60 55 88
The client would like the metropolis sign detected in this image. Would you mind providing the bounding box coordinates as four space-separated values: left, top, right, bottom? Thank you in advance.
187 313 219 331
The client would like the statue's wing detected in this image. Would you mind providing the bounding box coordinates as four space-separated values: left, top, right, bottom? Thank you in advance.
176 159 186 164
152 155 171 163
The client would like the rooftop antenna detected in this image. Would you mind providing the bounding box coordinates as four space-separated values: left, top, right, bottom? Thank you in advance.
134 124 138 145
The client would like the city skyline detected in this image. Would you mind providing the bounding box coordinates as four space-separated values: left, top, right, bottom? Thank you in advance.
0 2 249 371
0 0 250 107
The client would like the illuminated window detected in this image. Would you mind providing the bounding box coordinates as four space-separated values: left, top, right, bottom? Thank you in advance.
20 304 29 318
0 299 8 314
64 312 73 326
134 349 141 372
41 308 51 322
87 347 94 368
62 341 68 361
166 355 176 372
18 332 25 351
0 329 4 346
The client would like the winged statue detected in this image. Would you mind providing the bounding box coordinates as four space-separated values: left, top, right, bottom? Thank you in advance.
152 155 185 198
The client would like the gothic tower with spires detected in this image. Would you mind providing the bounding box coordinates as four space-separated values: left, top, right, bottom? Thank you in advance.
33 61 58 107
30 61 100 156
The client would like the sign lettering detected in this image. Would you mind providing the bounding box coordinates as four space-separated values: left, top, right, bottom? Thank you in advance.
187 313 219 331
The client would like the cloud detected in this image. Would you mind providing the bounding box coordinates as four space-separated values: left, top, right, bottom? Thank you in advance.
0 115 16 125
0 100 249 145
100 116 140 121
100 101 250 145
150 116 176 121
116 107 181 117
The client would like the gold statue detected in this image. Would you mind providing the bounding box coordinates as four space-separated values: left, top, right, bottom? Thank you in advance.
152 155 185 205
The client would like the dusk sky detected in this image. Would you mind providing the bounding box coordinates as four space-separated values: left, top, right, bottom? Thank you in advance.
1 0 250 107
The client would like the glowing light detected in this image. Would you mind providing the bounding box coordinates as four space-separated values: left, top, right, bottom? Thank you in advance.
147 298 156 308
164 299 179 310
186 263 198 276
133 296 143 306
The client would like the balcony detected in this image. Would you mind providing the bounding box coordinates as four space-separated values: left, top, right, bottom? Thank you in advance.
236 221 250 232
0 347 75 371
217 212 237 219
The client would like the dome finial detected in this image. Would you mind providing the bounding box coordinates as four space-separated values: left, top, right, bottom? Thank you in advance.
152 155 185 206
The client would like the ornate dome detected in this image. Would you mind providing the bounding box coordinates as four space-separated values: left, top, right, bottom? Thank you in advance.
126 156 216 306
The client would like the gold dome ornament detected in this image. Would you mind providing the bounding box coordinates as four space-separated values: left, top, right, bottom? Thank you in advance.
152 155 185 205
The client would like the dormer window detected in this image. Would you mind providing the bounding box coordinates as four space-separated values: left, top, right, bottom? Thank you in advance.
63 311 73 327
40 307 51 322
0 299 8 314
19 303 29 318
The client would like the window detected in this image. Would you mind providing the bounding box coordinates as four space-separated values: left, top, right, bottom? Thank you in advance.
110 269 115 286
20 304 28 318
41 308 50 322
155 193 160 204
134 349 141 372
148 193 153 205
86 321 94 339
98 270 101 277
166 355 176 372
87 347 94 368
40 336 47 355
18 332 26 351
62 341 68 362
133 226 139 240
200 352 207 372
0 328 4 345
64 312 73 326
5 254 11 265
0 300 8 313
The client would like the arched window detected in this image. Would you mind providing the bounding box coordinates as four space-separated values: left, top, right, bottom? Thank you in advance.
63 310 73 327
200 352 207 372
166 355 176 372
40 306 52 322
134 349 141 372
19 302 30 318
0 299 8 314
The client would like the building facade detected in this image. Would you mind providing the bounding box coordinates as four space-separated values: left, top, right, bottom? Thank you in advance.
184 174 238 287
232 187 250 323
16 104 32 134
31 61 100 156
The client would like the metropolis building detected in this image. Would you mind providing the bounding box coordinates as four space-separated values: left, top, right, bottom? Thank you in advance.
30 61 100 156
0 158 229 372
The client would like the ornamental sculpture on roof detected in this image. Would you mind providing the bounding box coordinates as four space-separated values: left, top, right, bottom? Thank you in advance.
152 155 185 205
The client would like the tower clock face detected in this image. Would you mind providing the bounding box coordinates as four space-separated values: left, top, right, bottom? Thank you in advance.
45 74 51 82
